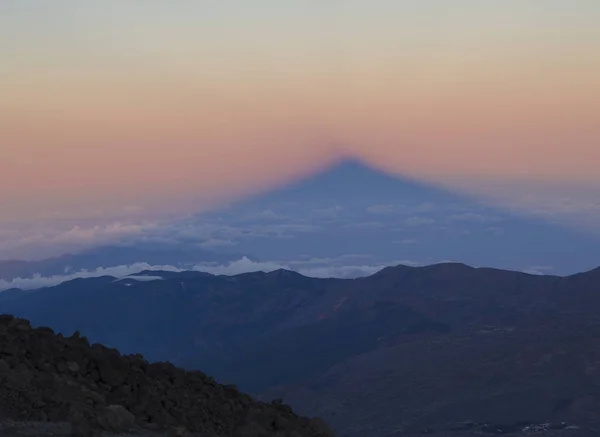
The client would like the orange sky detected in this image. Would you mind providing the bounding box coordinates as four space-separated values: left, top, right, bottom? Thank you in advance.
1 1 599 224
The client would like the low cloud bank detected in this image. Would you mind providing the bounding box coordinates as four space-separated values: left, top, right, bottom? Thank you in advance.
0 262 182 291
0 257 418 291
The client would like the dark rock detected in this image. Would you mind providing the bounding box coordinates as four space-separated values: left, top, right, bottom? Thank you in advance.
167 424 188 437
0 314 335 437
95 404 135 432
66 361 80 373
0 358 10 372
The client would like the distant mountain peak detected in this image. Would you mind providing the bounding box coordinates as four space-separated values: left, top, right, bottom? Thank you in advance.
133 270 173 277
266 268 305 278
372 262 477 279
424 262 475 270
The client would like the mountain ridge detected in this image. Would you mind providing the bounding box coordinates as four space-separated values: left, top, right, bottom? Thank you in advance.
1 260 592 293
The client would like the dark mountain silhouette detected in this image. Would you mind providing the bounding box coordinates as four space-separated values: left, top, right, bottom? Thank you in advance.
0 315 334 437
2 263 600 435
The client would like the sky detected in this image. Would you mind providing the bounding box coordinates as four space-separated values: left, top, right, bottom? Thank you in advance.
1 1 599 259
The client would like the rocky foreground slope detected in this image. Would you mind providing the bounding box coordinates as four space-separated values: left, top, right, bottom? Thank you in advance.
0 314 335 437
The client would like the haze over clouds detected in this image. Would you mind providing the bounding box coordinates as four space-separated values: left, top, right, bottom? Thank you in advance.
1 1 599 240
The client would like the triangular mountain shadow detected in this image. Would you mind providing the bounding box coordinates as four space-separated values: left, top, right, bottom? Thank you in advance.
204 157 593 233
201 158 600 275
218 158 470 209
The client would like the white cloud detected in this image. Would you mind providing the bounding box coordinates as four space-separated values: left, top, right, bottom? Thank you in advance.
0 262 181 291
522 266 554 275
296 264 387 278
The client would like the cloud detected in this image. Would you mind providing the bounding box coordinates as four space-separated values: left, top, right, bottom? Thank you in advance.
294 264 388 278
448 212 497 222
366 204 395 214
0 221 160 260
293 254 374 263
522 266 554 275
312 206 345 218
198 238 238 249
449 180 600 232
245 223 321 237
408 203 437 213
36 223 154 246
134 218 321 246
394 239 417 244
0 211 329 260
119 275 165 282
401 216 436 226
0 262 181 291
341 221 385 229
240 209 289 221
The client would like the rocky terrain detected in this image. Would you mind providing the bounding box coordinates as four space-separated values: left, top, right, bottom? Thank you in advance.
0 314 334 437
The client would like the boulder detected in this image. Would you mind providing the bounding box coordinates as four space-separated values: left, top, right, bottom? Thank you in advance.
95 404 135 432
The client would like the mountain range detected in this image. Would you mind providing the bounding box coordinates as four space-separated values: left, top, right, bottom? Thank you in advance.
2 262 600 436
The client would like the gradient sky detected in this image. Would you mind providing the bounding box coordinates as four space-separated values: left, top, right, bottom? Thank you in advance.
1 1 599 231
